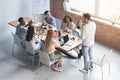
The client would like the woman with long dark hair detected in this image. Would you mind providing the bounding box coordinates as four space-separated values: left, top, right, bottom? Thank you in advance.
26 26 44 51
61 15 76 34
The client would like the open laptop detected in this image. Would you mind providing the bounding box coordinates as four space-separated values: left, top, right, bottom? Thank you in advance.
63 34 74 46
63 34 69 43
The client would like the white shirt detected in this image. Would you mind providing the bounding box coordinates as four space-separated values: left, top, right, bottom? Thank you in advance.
81 21 96 46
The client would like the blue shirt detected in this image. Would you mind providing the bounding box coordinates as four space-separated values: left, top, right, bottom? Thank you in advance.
16 24 27 45
44 16 57 28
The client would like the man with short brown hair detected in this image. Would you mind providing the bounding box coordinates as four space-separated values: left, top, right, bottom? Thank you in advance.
79 13 96 73
42 10 57 28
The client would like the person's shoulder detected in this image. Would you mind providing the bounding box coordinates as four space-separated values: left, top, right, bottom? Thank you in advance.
71 22 75 24
90 21 96 25
17 24 20 27
90 21 96 28
50 16 56 20
16 24 21 29
71 22 75 25
44 17 47 20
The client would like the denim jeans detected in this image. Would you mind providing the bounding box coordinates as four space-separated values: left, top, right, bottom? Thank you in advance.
82 45 93 70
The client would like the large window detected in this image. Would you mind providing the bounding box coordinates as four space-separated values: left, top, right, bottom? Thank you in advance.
69 0 120 25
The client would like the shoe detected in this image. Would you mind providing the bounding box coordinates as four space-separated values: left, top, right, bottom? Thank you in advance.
59 67 63 72
89 63 93 70
89 65 94 70
90 65 93 68
79 69 88 74
78 53 82 59
88 67 93 70
58 63 62 67
78 50 83 59
54 67 61 72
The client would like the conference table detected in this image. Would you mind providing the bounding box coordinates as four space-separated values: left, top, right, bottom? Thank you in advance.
40 29 82 59
8 17 82 58
8 17 41 27
57 37 82 58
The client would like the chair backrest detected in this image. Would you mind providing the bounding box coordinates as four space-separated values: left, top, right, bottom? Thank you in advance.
101 49 113 65
25 41 35 54
39 51 50 67
11 32 21 46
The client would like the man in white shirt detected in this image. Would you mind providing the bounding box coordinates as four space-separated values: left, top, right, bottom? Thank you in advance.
79 13 96 73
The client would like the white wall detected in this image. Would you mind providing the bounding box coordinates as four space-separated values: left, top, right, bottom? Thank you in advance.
0 0 32 41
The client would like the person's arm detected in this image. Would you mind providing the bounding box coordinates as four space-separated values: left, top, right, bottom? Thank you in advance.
42 17 57 28
73 28 81 37
49 17 57 28
65 22 76 33
42 20 53 28
20 26 27 33
53 39 60 47
70 22 76 30
81 28 86 41
62 22 68 31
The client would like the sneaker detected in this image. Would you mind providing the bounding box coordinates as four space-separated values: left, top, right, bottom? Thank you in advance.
58 63 63 67
88 67 93 70
78 53 82 59
53 67 60 72
89 64 94 70
78 50 83 59
59 67 63 72
79 69 88 74
90 65 93 68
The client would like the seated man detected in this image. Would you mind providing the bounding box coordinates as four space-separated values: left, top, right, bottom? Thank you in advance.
42 10 57 29
16 17 31 46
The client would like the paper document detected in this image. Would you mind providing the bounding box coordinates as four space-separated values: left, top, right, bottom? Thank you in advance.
65 40 74 46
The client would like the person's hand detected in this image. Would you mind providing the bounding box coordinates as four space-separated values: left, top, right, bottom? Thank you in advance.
42 20 47 26
28 20 33 26
64 27 68 31
37 29 42 36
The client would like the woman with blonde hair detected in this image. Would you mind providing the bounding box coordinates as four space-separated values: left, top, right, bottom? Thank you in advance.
45 29 62 72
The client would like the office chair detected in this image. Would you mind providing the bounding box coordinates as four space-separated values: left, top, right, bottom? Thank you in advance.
38 51 60 79
25 41 39 66
93 49 113 80
11 32 22 56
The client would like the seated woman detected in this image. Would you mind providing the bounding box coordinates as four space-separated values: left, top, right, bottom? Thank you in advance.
45 29 63 72
61 15 76 34
74 20 84 59
26 26 44 51
73 19 83 38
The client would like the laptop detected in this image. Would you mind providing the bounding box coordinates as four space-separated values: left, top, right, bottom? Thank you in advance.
63 34 74 46
63 34 69 43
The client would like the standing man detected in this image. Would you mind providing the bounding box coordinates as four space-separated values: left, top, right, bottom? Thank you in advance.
42 10 57 29
79 13 96 73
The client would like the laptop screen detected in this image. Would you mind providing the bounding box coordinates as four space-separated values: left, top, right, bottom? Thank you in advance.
63 34 69 43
